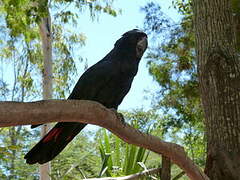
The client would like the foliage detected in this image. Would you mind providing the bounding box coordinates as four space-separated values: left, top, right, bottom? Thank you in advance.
0 0 118 99
0 127 39 179
142 1 206 167
0 0 118 179
97 120 150 178
141 2 240 168
50 131 101 179
0 0 117 38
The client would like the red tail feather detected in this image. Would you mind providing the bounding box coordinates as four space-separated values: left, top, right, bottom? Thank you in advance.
43 127 64 143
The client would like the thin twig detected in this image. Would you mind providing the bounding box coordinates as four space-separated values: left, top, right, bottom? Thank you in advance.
84 168 161 180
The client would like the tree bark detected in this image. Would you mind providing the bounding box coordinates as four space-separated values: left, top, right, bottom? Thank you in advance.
39 6 52 180
192 0 240 179
160 156 171 180
0 100 209 180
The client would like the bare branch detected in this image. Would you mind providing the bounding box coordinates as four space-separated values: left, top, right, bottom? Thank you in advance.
172 171 185 180
161 156 171 180
0 100 209 180
85 168 161 180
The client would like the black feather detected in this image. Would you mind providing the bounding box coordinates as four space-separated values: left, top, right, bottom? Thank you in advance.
24 29 148 164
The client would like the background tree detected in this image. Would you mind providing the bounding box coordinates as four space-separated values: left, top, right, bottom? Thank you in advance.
142 1 240 178
4 0 238 179
38 1 53 179
193 0 240 179
142 1 205 169
0 0 117 179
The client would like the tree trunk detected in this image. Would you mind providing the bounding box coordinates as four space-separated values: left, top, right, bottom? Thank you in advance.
160 156 171 180
192 0 240 179
39 7 52 180
9 127 16 180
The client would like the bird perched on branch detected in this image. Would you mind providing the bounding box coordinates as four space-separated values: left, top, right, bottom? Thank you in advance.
24 29 148 164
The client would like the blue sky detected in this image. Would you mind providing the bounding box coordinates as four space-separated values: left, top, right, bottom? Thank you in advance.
1 0 180 110
74 0 179 112
0 0 180 113
0 0 180 129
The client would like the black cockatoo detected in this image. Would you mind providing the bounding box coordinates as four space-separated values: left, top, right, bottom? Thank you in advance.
24 29 148 164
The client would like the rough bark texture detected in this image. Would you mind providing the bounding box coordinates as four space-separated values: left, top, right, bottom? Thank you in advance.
192 0 240 179
0 100 209 180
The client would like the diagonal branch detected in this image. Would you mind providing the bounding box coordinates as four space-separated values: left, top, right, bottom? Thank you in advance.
172 171 186 180
0 100 209 180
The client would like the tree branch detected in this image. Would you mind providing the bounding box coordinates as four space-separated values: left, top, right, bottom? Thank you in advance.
85 168 161 180
172 171 186 180
0 100 209 180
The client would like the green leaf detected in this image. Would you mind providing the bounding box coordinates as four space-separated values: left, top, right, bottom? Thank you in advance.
114 135 120 167
7 145 21 150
